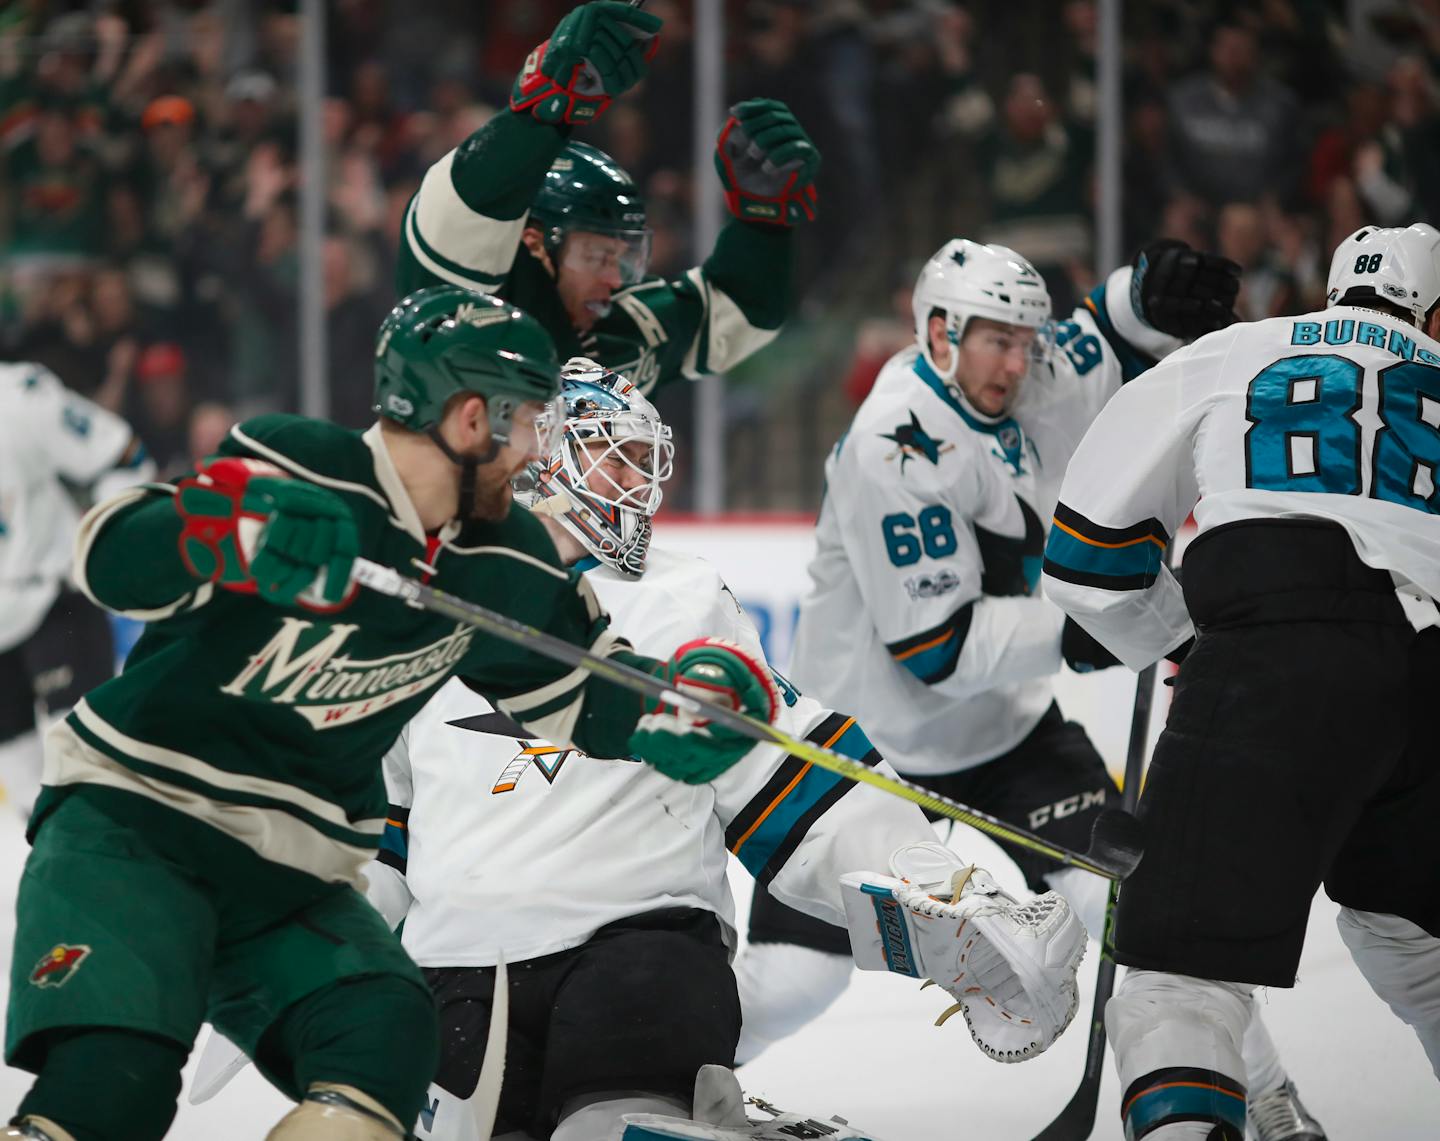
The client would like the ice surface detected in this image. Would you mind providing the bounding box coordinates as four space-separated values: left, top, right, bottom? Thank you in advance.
1 808 1436 1138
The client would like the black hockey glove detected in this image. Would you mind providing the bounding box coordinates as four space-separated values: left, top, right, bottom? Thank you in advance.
1131 239 1241 340
1061 617 1121 673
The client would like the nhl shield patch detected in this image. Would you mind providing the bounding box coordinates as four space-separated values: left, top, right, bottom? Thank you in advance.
30 943 92 989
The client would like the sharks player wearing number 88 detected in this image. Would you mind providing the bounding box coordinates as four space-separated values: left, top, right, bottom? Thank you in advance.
1043 222 1440 1140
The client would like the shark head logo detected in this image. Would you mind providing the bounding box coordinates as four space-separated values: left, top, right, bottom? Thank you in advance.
881 412 953 472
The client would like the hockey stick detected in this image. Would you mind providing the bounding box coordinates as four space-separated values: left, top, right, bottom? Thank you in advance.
351 558 1143 881
1029 656 1159 1140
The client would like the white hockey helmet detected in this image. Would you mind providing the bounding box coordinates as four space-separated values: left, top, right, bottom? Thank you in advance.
518 357 674 577
1326 223 1440 326
912 239 1053 382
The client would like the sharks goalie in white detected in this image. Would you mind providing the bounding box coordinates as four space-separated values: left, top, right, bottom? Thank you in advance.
366 359 1087 1140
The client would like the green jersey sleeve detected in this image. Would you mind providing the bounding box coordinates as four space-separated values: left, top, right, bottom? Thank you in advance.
396 110 569 297
593 218 794 396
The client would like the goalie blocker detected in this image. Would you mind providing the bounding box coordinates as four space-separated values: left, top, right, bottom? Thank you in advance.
841 842 1086 1063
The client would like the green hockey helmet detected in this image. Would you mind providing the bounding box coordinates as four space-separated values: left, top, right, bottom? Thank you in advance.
530 142 651 286
373 286 562 454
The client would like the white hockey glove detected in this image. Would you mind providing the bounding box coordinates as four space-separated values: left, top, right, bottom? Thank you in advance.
621 1065 888 1140
840 841 1086 1063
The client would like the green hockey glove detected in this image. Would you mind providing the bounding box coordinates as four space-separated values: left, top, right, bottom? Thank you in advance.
630 637 781 784
714 99 820 225
175 457 359 611
510 1 663 126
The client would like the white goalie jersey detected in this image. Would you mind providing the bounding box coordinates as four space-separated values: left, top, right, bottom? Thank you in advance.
0 362 148 652
366 545 932 968
791 268 1178 774
1043 304 1440 668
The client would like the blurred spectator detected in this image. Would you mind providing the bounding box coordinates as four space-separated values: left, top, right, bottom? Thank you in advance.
1216 203 1296 320
128 342 192 475
3 109 107 281
974 73 1093 313
187 401 237 468
1166 19 1299 207
323 235 393 429
841 273 915 408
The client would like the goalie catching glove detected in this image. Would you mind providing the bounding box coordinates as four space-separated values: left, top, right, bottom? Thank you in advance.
1131 238 1241 340
841 841 1086 1063
630 637 780 785
175 457 358 611
714 99 820 226
511 1 662 125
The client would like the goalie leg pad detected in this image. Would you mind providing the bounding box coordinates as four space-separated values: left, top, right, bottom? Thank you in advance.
1337 906 1440 1077
265 1083 406 1140
1106 970 1249 1140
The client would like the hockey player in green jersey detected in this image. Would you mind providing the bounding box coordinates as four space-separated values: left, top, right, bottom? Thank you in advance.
2 287 779 1141
395 0 820 396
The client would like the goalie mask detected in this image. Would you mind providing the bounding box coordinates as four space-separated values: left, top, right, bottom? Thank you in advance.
519 358 674 577
911 239 1055 401
1326 223 1440 327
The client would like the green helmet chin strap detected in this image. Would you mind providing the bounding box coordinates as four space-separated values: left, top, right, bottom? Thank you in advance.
423 395 523 517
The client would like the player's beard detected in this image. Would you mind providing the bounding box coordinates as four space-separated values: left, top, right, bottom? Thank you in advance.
464 454 519 521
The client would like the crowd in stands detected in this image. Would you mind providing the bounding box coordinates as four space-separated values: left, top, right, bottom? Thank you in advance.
3 0 1438 498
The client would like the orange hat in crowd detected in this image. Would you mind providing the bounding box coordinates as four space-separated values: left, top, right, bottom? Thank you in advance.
141 96 195 131
136 343 187 382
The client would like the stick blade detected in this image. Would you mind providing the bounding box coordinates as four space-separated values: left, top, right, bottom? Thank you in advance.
1028 1077 1101 1140
1086 809 1144 879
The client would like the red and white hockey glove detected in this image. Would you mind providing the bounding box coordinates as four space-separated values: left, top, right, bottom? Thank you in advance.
510 1 662 126
174 457 359 611
841 841 1087 1063
714 99 821 225
630 637 780 785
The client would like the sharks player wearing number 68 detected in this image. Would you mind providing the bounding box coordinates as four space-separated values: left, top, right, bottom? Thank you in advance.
736 239 1328 1138
1043 223 1440 1140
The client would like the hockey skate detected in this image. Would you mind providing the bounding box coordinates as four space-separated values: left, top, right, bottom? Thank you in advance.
1247 1079 1326 1141
620 1065 889 1140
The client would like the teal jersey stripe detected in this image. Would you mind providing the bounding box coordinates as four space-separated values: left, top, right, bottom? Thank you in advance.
1124 1083 1246 1138
66 713 382 851
891 628 960 682
732 719 876 880
1044 524 1164 588
1083 283 1155 383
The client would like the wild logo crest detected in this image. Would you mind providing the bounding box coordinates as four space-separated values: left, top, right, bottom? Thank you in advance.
220 618 475 729
881 411 954 472
30 944 91 989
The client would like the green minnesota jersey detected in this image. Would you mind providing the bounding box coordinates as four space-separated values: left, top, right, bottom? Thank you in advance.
395 110 792 396
50 415 647 885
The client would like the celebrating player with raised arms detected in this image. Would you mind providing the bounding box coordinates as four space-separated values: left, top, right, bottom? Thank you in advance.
1042 223 1440 1140
396 1 819 395
353 359 1087 1141
735 238 1326 1138
1 289 781 1141
0 362 154 820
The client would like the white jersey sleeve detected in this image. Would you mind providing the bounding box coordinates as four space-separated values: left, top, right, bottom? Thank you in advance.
368 724 416 931
14 364 137 485
0 363 150 650
1044 306 1440 665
